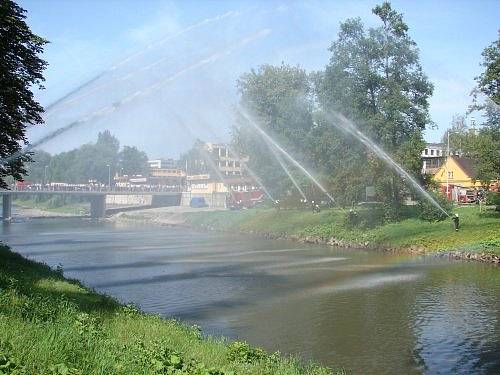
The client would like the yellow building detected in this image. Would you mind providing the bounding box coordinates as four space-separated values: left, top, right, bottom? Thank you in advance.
433 156 482 188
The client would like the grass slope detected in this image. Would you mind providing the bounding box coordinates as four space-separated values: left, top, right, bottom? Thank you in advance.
0 245 340 375
184 207 500 254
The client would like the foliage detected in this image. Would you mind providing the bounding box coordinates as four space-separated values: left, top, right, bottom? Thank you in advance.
234 63 315 198
0 0 48 188
485 191 500 210
0 245 338 375
316 2 433 206
418 192 452 222
23 131 150 184
118 146 148 176
474 32 500 105
179 140 211 175
233 3 433 211
184 206 499 254
227 342 266 364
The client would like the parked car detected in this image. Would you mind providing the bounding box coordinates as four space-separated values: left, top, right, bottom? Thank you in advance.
189 197 208 208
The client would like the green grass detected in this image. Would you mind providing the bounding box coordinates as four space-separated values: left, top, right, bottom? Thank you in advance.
183 206 500 255
0 245 342 375
12 199 89 215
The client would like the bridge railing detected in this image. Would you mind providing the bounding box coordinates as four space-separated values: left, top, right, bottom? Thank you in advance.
9 184 184 193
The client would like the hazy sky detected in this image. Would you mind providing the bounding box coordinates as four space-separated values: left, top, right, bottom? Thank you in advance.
19 0 500 158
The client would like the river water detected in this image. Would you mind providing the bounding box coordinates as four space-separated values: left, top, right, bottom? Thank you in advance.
1 218 499 375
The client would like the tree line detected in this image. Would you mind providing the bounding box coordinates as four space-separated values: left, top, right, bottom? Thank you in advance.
25 130 149 185
232 2 499 218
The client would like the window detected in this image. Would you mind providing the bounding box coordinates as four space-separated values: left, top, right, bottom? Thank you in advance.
430 149 434 156
235 161 240 167
424 149 428 155
448 171 454 179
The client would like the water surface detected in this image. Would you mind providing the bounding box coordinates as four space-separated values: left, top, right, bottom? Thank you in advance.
1 218 499 375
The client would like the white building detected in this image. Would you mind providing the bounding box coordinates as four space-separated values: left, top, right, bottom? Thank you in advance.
148 158 177 170
204 143 247 176
421 142 461 175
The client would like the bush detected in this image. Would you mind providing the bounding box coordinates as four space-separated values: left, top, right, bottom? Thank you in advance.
227 341 266 364
418 191 452 222
344 206 385 229
484 191 500 210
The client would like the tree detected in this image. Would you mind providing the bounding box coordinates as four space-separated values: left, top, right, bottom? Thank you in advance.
179 140 210 175
118 146 148 176
475 32 500 105
316 2 433 214
233 63 315 198
0 0 48 188
458 34 500 187
24 150 52 183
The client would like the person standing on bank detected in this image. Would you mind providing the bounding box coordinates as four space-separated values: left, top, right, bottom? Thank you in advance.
452 214 460 232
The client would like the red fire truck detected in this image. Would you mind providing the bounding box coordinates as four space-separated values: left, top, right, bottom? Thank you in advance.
226 190 265 209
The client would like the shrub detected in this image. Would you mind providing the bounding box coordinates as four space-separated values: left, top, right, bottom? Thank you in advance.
227 341 266 364
418 191 452 222
484 191 500 211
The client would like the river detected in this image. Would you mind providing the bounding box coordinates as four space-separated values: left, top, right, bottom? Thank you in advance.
1 218 499 375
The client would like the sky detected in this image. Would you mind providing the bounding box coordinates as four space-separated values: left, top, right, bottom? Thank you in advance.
18 0 500 159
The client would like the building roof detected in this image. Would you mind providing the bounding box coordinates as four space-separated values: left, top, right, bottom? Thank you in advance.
451 156 478 178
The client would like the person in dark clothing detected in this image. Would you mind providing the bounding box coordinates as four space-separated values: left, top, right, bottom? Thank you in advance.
452 213 459 231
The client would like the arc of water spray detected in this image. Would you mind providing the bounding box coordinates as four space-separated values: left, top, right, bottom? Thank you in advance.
326 111 450 217
1 29 272 166
43 10 241 115
237 108 335 203
44 50 202 119
265 137 307 201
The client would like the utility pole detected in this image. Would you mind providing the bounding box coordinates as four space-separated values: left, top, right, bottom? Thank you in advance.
106 164 111 188
44 165 48 187
446 130 450 199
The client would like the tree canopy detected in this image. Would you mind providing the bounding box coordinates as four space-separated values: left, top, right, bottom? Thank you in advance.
25 131 149 185
0 0 48 188
233 2 434 213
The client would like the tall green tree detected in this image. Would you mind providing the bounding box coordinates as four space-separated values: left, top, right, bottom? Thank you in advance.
475 32 500 106
24 150 52 183
463 33 500 186
233 63 314 197
118 146 148 176
316 1 433 211
0 0 48 188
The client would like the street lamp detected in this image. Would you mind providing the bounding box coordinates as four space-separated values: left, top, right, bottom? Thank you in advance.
106 164 111 189
44 165 48 188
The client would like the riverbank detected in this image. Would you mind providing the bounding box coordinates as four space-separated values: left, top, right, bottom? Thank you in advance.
114 206 500 264
0 244 339 375
12 198 89 216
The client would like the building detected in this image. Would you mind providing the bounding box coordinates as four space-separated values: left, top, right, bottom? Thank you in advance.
421 142 461 175
434 156 481 189
149 168 185 189
204 143 247 176
148 158 177 170
185 174 257 194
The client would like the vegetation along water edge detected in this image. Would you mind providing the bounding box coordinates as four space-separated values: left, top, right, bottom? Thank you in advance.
113 205 500 264
0 244 344 375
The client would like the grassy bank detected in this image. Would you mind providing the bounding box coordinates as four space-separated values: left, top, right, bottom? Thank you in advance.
184 206 500 255
0 245 339 375
12 198 89 215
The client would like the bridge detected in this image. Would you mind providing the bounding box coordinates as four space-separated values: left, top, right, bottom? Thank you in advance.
0 189 182 220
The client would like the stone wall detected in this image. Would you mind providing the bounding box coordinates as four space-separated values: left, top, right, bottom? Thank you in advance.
106 195 152 206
